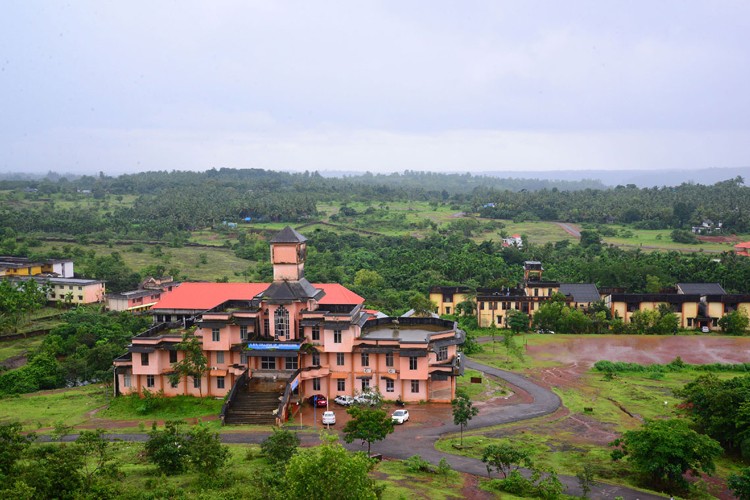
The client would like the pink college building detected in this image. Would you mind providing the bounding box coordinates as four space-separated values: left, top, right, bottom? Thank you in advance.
114 227 465 423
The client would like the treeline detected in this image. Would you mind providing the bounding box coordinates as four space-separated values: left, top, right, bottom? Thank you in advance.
474 176 750 231
2 168 749 239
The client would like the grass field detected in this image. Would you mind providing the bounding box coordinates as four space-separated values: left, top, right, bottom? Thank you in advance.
35 240 260 282
0 385 109 429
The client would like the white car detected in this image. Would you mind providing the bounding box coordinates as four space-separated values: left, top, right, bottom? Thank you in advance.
354 392 379 406
322 411 336 425
391 409 410 424
334 395 355 406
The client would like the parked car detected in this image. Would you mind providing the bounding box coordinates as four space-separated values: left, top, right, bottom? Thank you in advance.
307 394 327 407
334 395 355 406
354 392 379 406
322 411 336 425
391 409 410 424
536 328 555 334
701 326 710 333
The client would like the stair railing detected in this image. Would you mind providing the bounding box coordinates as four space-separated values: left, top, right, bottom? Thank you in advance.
220 369 248 425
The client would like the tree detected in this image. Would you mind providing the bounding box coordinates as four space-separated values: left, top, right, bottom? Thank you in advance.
187 424 229 475
610 418 723 491
452 392 479 446
283 434 382 500
0 278 49 333
482 442 534 478
169 332 208 399
261 427 300 465
579 230 602 249
576 464 597 499
408 293 436 317
729 468 750 500
506 310 530 334
75 429 122 496
675 373 750 453
343 405 395 456
0 422 35 477
718 309 750 336
145 421 190 475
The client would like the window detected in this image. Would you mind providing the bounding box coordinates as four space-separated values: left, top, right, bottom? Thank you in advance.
385 352 393 367
548 288 553 296
141 353 149 366
409 356 418 370
437 346 448 362
534 288 539 297
336 353 345 366
445 306 451 315
361 378 370 391
497 315 502 325
77 295 83 301
361 352 369 367
240 325 248 341
169 350 177 363
337 379 345 391
312 325 320 341
480 302 485 310
216 351 224 364
333 329 342 343
274 306 289 339
313 378 320 391
170 378 178 389
261 357 276 370
123 373 131 388
240 352 248 365
78 286 82 290
212 328 220 342
193 377 201 389
411 380 420 393
146 375 155 388
217 376 225 389
444 294 453 303
386 379 394 392
285 357 298 370
264 318 270 336
312 353 320 366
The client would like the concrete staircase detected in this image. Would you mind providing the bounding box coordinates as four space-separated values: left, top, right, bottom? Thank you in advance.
223 377 285 425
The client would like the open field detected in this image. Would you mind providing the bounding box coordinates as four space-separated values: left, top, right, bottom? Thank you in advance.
443 334 750 497
34 240 259 282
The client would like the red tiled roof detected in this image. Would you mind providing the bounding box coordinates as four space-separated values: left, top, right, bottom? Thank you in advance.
735 242 750 249
316 283 365 305
152 282 268 310
151 281 364 311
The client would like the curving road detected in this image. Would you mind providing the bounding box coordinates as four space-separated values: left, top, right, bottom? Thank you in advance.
95 357 665 499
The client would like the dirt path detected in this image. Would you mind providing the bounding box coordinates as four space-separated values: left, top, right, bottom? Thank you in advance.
555 221 581 238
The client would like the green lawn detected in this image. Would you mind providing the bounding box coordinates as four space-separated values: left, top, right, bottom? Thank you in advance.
35 241 260 282
0 335 44 363
0 385 109 429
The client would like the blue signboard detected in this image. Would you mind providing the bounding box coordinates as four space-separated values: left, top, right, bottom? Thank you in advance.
291 378 299 391
246 342 301 351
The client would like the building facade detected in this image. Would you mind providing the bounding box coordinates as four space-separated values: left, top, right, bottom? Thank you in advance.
114 227 465 418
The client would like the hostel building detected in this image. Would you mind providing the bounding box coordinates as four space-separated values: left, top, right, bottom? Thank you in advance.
114 227 465 423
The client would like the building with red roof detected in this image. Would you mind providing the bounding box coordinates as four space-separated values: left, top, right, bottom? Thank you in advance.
114 227 464 422
735 241 750 257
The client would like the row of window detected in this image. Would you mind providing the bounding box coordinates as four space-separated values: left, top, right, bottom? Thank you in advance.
142 349 446 369
123 374 225 390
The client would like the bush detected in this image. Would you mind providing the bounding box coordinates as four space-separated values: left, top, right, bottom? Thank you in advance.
403 454 434 473
261 428 300 465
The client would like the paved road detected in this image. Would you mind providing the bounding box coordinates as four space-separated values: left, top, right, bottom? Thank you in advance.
555 222 581 238
92 357 665 499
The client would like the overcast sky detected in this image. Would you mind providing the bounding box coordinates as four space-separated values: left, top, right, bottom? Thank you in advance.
1 1 749 175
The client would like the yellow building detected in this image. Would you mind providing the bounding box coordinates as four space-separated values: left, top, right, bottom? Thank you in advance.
429 286 472 316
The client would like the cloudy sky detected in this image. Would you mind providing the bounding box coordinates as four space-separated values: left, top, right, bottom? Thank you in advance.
1 1 749 174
